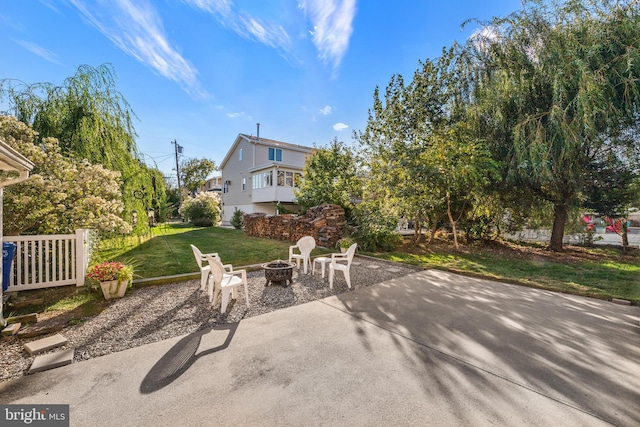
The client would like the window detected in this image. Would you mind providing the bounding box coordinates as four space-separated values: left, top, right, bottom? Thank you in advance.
268 147 282 162
253 171 273 189
239 148 243 161
277 171 295 187
223 181 229 193
242 177 246 191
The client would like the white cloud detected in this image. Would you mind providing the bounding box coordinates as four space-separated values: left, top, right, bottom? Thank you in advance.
69 0 207 99
39 0 60 13
181 0 233 16
299 0 357 73
183 0 294 60
469 25 501 54
14 40 61 65
226 112 245 118
333 122 348 131
318 105 332 115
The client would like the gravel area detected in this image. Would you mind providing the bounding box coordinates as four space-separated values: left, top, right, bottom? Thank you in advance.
1 256 422 383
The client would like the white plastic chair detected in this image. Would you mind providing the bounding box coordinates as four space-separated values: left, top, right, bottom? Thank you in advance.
329 243 357 289
288 236 316 274
190 244 222 291
205 255 250 314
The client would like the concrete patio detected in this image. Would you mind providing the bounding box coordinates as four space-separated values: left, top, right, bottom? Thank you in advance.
1 269 638 426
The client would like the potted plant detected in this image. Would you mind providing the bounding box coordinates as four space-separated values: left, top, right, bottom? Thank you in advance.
337 237 355 253
87 261 134 300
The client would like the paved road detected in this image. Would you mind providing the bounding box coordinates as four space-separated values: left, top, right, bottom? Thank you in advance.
1 270 638 426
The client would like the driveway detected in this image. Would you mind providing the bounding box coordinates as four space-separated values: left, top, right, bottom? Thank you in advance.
1 270 638 426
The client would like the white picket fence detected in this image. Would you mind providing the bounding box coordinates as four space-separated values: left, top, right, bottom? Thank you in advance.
3 229 92 291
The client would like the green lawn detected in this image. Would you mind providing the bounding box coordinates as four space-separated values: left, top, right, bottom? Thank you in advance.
96 223 334 279
95 223 640 303
374 240 640 303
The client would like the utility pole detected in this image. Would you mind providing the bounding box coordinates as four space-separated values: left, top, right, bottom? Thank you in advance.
171 140 183 197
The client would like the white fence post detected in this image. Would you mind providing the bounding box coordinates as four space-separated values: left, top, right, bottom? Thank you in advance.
75 229 86 287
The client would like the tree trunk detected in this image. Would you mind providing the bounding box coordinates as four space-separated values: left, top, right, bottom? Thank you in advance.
412 218 421 246
446 192 459 250
549 203 567 252
621 221 629 251
429 219 438 244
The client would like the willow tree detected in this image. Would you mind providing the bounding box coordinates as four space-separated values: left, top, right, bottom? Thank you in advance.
466 0 640 251
0 64 164 233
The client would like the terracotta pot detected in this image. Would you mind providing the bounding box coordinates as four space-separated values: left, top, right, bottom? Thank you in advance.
99 279 129 300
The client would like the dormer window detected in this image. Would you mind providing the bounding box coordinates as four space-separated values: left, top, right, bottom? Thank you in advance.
268 147 282 162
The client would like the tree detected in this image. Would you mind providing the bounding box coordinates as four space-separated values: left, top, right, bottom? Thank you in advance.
294 138 361 217
0 63 166 233
180 157 216 195
358 50 499 248
0 115 131 235
583 153 638 248
230 208 245 229
465 0 640 250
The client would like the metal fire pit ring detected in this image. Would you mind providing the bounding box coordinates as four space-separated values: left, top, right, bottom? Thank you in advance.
261 260 295 287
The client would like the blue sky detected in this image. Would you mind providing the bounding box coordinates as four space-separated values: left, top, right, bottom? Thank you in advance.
1 0 521 180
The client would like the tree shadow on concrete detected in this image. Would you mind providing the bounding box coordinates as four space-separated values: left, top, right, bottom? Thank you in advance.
324 269 640 426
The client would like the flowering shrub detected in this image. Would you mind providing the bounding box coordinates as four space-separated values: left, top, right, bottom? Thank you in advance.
0 116 132 235
87 261 134 284
179 192 221 226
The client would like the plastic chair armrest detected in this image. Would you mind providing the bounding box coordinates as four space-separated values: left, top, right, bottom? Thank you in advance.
229 269 247 282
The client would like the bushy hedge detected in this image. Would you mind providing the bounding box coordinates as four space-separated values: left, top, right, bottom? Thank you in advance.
179 192 220 227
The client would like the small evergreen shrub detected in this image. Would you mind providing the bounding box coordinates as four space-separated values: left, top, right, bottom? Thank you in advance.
230 208 245 229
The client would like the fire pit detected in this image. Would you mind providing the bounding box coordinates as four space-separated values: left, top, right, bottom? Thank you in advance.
261 260 295 287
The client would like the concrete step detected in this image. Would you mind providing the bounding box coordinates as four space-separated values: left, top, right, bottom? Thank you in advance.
29 349 74 374
24 334 68 355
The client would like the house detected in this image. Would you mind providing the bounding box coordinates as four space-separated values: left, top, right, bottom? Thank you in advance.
197 175 223 194
0 138 34 326
219 133 314 224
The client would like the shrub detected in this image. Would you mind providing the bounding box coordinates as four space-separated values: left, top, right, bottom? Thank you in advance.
230 208 245 229
179 192 220 227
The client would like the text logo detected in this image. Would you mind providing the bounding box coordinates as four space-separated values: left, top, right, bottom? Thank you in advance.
1 405 69 427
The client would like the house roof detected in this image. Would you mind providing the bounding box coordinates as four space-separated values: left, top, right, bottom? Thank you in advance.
219 133 314 170
0 138 34 188
0 139 34 173
248 162 305 173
